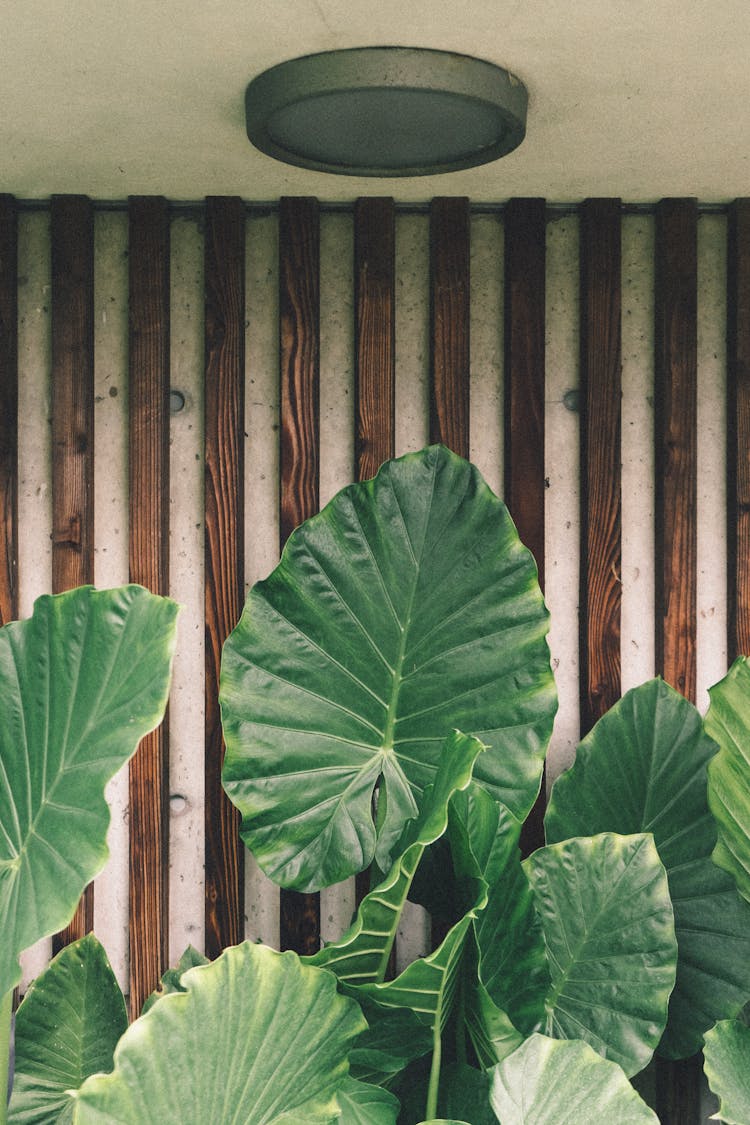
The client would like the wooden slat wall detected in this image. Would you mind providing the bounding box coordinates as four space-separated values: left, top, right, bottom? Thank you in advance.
204 197 246 958
127 196 171 1014
6 195 742 1123
50 195 95 951
0 196 17 627
278 197 321 956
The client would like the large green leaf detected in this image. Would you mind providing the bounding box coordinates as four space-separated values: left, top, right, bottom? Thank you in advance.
490 1034 659 1124
706 656 750 906
524 832 677 1077
703 1019 750 1124
0 585 178 997
74 943 366 1124
220 445 556 891
545 678 750 1058
10 935 127 1123
306 731 486 985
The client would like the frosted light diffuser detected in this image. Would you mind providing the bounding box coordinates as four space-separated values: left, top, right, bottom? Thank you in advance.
245 47 528 177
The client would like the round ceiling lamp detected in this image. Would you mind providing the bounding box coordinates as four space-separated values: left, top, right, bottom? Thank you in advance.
245 47 528 177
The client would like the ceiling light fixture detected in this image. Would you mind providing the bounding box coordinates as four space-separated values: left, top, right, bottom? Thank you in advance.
245 47 528 177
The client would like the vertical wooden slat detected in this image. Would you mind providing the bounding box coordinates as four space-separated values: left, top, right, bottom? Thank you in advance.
504 198 547 855
128 196 170 1013
355 197 395 479
51 194 95 950
579 199 622 732
279 197 321 956
354 197 395 909
204 197 246 958
429 197 470 456
727 199 750 660
0 196 17 627
654 199 698 702
653 197 699 1125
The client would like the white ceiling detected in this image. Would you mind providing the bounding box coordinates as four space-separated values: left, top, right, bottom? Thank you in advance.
2 0 748 202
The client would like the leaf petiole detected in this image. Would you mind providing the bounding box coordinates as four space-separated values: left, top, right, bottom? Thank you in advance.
0 989 11 1125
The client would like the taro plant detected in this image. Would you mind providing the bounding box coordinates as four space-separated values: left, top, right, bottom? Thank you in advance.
6 445 750 1123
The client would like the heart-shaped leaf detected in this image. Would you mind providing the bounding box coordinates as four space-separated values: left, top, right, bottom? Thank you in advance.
74 943 366 1124
545 678 750 1058
10 934 127 1122
0 585 178 997
524 832 677 1077
221 445 556 891
490 1034 659 1123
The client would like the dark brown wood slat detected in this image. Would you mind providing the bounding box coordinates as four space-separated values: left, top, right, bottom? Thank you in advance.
429 197 470 456
0 196 18 627
727 199 750 660
504 198 547 857
355 197 395 480
654 199 698 703
127 196 170 1014
279 197 321 956
50 195 95 951
204 197 246 959
354 198 396 910
653 198 699 1125
579 199 622 732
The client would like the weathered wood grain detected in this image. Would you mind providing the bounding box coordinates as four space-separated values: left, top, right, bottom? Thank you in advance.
0 196 17 627
504 198 547 856
579 199 622 730
355 197 395 480
279 197 321 956
127 196 170 1013
727 199 750 660
429 197 470 456
50 195 95 950
654 199 697 703
204 197 246 958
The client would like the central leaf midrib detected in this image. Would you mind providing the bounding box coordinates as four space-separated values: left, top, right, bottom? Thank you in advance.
380 462 437 758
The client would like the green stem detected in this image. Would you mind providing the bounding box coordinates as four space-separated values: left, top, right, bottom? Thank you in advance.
425 1021 442 1121
0 989 12 1125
